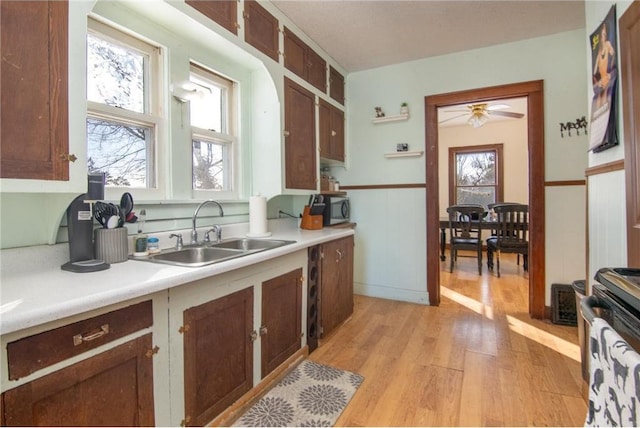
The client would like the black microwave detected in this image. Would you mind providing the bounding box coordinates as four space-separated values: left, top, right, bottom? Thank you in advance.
322 196 350 225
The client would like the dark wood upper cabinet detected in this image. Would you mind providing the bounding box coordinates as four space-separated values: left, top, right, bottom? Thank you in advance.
329 66 345 105
284 27 326 92
182 287 253 426
283 27 307 77
284 77 317 190
319 99 345 162
243 0 279 62
307 48 327 93
186 0 238 35
261 269 302 378
1 0 69 180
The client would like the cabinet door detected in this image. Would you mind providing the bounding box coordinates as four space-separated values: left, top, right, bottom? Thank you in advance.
284 77 317 190
186 0 237 35
1 0 69 180
329 66 345 105
307 48 327 93
320 236 354 337
243 0 279 62
283 27 307 79
318 99 332 160
319 100 345 162
330 105 345 162
261 269 302 378
2 334 155 426
182 287 253 426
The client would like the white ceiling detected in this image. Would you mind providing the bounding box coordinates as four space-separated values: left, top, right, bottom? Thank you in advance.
270 0 585 72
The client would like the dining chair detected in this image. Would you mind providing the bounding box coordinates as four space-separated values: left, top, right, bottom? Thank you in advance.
486 204 529 277
446 204 485 275
487 202 524 265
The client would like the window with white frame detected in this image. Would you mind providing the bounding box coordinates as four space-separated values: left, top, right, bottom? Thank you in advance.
86 18 162 190
189 64 237 193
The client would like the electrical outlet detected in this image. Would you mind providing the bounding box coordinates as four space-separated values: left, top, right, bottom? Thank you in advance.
397 143 409 152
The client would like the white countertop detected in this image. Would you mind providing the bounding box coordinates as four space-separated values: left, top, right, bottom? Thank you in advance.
0 219 354 336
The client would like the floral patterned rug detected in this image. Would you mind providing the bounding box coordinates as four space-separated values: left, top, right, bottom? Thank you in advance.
232 360 364 427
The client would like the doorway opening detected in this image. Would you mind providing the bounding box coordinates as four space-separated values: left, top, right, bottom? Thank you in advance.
425 80 546 318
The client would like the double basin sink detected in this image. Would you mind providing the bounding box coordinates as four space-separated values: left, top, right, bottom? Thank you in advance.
139 238 296 267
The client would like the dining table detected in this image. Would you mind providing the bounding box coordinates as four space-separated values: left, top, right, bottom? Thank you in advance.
438 217 528 261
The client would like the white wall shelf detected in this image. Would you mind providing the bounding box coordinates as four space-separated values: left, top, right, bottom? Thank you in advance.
372 113 409 124
384 151 424 159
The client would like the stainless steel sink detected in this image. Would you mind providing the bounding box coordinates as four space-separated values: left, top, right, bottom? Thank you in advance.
149 246 243 267
211 238 295 252
139 238 296 267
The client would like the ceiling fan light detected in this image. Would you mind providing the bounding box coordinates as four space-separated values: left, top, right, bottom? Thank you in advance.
468 114 487 128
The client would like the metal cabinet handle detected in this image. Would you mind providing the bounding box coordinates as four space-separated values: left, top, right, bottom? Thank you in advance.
283 130 290 137
259 325 268 336
336 249 343 263
73 324 109 346
250 330 258 342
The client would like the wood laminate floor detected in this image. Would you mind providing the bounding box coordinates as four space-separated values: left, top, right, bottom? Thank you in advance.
310 253 588 426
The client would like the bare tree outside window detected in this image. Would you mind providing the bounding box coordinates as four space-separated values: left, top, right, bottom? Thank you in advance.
449 145 503 209
86 27 157 188
455 151 496 207
189 65 235 192
192 140 224 190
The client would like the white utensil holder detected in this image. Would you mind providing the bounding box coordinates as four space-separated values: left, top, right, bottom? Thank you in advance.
94 228 129 263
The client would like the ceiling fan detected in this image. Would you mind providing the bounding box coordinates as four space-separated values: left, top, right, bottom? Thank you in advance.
439 102 525 128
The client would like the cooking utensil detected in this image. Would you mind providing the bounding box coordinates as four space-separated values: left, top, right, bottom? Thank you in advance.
310 203 325 215
119 192 135 223
107 203 125 228
93 201 113 228
106 215 119 229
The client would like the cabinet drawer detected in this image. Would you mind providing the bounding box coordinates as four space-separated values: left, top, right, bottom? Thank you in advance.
7 300 153 380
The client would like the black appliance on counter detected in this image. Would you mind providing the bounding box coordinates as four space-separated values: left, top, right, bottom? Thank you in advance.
321 195 350 226
60 174 110 273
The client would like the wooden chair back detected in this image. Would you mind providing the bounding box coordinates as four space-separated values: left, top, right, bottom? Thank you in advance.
493 204 528 252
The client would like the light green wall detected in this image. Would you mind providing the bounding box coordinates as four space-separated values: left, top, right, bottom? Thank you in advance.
332 28 589 304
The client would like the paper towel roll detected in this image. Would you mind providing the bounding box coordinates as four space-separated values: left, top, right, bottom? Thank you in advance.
248 196 271 237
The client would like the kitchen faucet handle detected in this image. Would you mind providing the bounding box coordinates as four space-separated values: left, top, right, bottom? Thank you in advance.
205 225 222 243
169 233 183 250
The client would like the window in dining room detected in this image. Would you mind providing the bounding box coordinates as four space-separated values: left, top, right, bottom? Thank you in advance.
449 144 504 208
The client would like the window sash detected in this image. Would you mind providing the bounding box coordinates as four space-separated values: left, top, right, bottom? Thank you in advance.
189 63 238 197
86 17 163 197
449 144 504 208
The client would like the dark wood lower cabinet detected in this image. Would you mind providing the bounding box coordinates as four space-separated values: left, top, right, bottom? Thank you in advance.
261 268 303 377
320 236 354 337
182 287 254 426
2 334 155 426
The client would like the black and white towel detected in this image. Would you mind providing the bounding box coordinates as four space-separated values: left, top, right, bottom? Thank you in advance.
586 317 640 427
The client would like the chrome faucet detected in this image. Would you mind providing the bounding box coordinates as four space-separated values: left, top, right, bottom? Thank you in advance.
169 233 183 250
191 200 224 244
204 225 222 243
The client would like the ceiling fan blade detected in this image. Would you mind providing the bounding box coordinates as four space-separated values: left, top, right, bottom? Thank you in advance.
486 103 510 111
490 111 525 119
438 113 467 124
441 109 470 113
